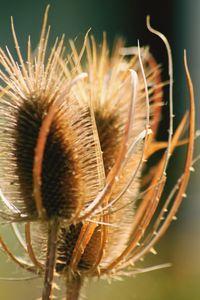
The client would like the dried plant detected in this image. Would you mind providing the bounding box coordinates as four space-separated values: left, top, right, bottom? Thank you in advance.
0 5 196 300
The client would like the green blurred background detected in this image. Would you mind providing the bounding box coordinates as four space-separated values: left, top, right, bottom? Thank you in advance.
0 0 199 299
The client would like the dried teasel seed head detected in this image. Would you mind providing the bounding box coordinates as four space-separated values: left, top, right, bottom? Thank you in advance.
0 9 105 222
0 7 196 300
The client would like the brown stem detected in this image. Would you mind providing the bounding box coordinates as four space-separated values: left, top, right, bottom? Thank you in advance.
66 273 83 300
42 219 59 300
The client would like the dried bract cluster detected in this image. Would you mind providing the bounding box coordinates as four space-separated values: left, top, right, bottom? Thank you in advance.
0 6 195 300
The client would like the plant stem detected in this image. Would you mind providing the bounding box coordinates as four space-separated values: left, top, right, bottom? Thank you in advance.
42 219 59 300
66 273 83 300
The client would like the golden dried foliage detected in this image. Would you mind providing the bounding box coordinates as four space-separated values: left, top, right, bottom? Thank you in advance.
0 6 196 300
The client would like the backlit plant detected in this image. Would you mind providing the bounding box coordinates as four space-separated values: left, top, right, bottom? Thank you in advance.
0 6 196 300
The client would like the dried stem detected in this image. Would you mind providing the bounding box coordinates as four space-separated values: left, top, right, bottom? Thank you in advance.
66 273 83 300
42 219 59 300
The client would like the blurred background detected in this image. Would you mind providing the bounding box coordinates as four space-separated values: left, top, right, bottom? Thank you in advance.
0 0 199 299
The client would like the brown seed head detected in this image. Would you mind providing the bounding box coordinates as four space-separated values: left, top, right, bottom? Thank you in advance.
0 6 196 300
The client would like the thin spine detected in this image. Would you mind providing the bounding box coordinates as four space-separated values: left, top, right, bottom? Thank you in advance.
68 31 90 103
27 35 34 83
70 29 90 75
0 48 28 97
43 37 65 95
10 17 29 85
25 223 44 269
0 275 40 281
11 223 27 252
36 5 50 82
98 32 107 98
0 235 37 273
37 25 51 94
147 15 174 168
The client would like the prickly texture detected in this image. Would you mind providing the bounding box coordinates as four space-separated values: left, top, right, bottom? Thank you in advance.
78 225 102 270
14 99 80 218
0 35 105 220
49 38 163 274
65 38 162 268
0 8 196 300
56 223 83 272
0 9 170 291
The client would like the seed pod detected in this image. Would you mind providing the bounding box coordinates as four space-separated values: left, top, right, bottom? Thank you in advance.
0 9 105 222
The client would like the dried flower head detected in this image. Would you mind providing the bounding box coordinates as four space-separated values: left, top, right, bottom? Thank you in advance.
0 6 196 300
